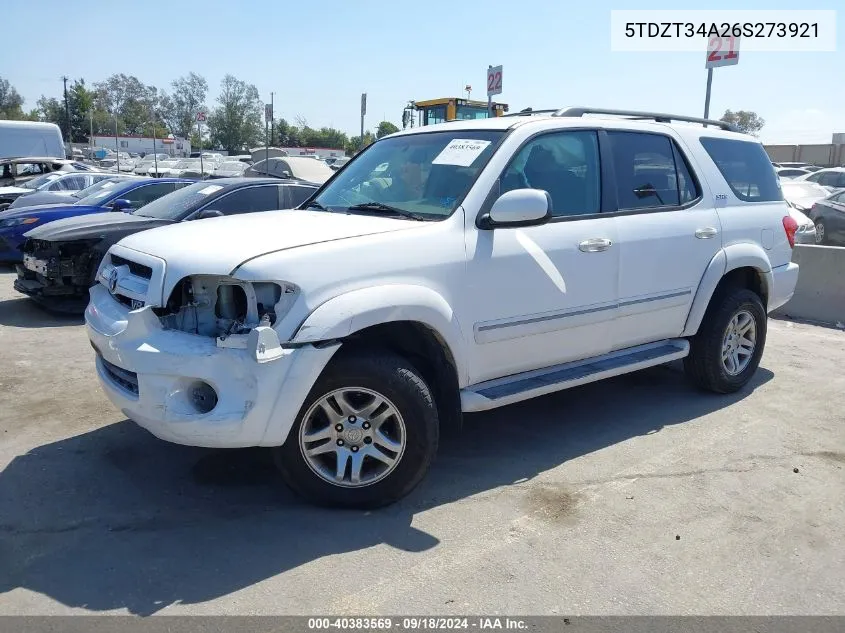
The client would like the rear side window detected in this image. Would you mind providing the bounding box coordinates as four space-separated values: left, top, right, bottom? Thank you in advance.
700 137 782 202
607 132 700 209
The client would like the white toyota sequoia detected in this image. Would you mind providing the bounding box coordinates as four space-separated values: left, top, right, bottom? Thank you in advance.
86 107 800 508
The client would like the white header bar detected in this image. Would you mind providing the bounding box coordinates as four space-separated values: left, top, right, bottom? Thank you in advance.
610 10 837 52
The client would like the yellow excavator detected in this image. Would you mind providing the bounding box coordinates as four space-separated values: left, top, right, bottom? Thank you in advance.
403 98 509 128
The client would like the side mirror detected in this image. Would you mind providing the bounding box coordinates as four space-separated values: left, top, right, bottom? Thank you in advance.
197 209 224 219
480 189 551 229
280 170 292 179
112 198 133 211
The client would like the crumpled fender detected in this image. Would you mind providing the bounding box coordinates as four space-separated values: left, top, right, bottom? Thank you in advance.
290 284 469 386
682 243 774 336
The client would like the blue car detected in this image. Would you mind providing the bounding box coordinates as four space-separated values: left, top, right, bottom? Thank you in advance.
0 178 192 262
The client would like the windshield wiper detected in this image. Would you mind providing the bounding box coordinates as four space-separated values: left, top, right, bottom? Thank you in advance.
346 202 428 221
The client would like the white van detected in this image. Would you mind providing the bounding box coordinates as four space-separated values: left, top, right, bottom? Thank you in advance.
0 121 65 160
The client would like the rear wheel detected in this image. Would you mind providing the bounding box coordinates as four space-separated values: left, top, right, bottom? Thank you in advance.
814 219 827 245
684 288 767 393
273 350 438 509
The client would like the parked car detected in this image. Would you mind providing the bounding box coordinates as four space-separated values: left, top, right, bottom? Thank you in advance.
209 161 248 178
808 189 845 246
4 174 142 209
776 167 811 180
147 158 181 177
780 180 831 245
16 177 318 312
168 159 214 178
2 178 191 266
328 157 351 171
777 162 811 169
0 171 115 210
794 167 845 192
83 108 800 508
1 157 93 189
245 156 334 184
133 154 171 175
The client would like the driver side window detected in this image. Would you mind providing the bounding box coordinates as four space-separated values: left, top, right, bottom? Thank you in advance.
500 131 601 217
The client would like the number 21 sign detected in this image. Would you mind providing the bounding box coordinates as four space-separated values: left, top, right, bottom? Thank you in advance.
706 35 740 69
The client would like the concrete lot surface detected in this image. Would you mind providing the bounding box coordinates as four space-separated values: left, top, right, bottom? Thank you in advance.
0 267 843 616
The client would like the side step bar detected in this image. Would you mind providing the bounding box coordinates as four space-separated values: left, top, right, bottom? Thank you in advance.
460 339 689 412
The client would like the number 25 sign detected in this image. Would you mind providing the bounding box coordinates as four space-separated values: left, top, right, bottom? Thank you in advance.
706 35 740 69
487 65 503 97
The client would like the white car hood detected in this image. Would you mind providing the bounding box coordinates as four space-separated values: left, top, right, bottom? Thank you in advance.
117 210 421 276
0 186 31 195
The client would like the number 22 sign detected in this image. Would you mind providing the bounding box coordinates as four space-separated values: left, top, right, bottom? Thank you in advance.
487 65 503 97
706 36 740 69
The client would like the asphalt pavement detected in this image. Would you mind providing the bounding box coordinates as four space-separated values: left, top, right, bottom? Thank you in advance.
0 267 843 616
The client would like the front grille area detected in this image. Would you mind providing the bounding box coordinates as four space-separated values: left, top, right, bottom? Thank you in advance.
98 353 139 396
111 255 152 280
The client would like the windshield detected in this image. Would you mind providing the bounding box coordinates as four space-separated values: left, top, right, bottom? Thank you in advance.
175 159 201 170
312 130 503 218
22 172 64 190
75 179 127 205
134 181 223 219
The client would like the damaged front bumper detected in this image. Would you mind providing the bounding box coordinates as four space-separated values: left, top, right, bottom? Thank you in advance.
14 240 97 311
86 283 340 448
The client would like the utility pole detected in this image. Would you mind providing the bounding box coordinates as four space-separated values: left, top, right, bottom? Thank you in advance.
703 67 714 120
62 76 72 154
271 91 275 148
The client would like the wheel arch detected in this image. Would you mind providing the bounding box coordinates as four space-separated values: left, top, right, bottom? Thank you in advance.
682 244 773 337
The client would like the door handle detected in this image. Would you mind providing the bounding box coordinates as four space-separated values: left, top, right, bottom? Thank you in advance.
695 227 718 239
578 238 612 252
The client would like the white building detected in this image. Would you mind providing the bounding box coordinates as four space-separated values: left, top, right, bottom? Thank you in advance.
90 135 191 157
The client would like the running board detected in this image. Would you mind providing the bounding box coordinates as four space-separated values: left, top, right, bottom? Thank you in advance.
460 339 689 412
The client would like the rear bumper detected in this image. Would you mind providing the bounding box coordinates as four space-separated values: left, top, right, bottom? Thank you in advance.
768 261 800 313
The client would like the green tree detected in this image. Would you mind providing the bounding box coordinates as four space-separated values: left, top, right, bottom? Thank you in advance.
93 74 159 135
159 72 208 139
206 75 263 153
376 121 399 139
346 132 376 154
0 76 25 120
299 126 349 149
67 79 95 142
719 110 765 136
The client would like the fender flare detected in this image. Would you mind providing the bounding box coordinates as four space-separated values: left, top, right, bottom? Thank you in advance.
290 284 469 386
682 243 774 337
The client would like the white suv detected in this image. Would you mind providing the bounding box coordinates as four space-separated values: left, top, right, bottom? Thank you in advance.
85 107 800 508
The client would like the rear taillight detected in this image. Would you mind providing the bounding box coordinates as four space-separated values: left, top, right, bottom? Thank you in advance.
782 215 799 248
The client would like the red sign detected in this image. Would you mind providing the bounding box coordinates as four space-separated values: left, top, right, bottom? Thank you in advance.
196 112 207 122
706 36 740 69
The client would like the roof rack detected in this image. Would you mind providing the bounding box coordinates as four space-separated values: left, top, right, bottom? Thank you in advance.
502 107 559 117
552 107 737 131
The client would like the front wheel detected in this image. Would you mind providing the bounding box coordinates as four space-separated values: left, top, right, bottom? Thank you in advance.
273 350 439 509
684 288 767 394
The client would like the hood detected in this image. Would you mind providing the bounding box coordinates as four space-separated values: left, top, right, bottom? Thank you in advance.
118 209 421 276
24 211 171 242
6 191 77 209
1 203 91 221
0 186 30 196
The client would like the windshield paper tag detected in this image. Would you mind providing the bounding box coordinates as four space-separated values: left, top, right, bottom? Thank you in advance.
432 139 492 167
197 185 223 195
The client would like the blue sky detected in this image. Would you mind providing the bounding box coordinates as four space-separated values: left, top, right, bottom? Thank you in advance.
4 0 842 143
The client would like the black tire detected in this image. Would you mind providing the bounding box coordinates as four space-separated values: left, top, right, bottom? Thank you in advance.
684 287 767 394
814 219 828 245
273 349 439 509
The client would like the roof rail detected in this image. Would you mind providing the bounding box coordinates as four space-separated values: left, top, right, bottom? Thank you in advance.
552 106 737 132
502 107 559 117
